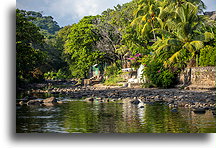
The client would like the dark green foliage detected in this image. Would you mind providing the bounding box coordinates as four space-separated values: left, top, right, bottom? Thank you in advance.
198 45 216 66
103 60 124 86
27 11 61 36
16 9 47 84
104 60 122 77
143 60 176 88
16 0 215 88
64 16 105 78
44 69 67 80
18 10 61 38
21 10 69 78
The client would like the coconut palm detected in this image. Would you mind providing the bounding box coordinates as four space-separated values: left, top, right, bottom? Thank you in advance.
152 1 214 68
131 0 159 41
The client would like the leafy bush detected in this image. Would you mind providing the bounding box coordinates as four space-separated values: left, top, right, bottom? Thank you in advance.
103 60 124 86
143 60 176 88
44 69 67 80
198 45 216 66
104 60 122 77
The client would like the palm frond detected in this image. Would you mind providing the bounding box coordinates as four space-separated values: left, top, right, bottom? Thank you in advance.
183 42 193 53
141 23 150 35
190 40 204 51
204 32 214 42
130 16 142 26
168 50 180 63
141 14 148 22
156 17 164 29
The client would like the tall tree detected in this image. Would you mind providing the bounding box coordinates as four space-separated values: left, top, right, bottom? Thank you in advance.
152 1 214 68
16 9 47 84
64 16 104 78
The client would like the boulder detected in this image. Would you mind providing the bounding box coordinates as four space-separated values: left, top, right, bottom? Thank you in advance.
43 97 57 103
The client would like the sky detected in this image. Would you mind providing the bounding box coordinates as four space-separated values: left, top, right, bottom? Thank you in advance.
16 0 216 27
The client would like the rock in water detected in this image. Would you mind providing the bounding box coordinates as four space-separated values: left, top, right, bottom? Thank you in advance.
139 105 144 108
43 103 55 107
19 101 24 105
27 100 42 106
171 108 178 112
85 97 94 102
131 99 141 105
192 108 206 114
43 97 57 103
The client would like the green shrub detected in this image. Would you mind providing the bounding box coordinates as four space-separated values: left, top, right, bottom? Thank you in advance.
104 60 122 77
143 60 176 88
44 69 67 80
199 45 216 66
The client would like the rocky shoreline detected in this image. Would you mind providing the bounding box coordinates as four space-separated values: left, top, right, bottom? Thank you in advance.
18 85 216 115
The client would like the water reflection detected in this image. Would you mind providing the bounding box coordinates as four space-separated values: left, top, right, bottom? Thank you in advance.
16 100 216 133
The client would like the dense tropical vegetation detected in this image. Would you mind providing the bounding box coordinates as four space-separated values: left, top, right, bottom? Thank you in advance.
16 0 215 88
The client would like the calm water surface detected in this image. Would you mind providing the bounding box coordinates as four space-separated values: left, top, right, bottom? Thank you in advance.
16 97 216 133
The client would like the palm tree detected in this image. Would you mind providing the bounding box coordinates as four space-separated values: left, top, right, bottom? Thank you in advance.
131 0 159 41
152 1 214 68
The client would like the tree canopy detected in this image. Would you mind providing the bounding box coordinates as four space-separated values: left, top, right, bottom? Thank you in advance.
16 0 216 88
16 9 47 83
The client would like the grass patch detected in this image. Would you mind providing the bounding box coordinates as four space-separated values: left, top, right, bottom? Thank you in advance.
104 75 125 86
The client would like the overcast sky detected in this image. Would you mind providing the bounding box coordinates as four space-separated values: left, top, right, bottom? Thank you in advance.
16 0 216 27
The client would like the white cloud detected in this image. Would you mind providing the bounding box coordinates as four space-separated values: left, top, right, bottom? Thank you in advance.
48 0 131 19
17 0 216 27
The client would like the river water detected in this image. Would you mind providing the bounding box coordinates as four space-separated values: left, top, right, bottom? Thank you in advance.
16 96 216 133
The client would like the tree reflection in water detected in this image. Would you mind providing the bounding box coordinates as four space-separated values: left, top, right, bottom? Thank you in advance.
16 100 216 133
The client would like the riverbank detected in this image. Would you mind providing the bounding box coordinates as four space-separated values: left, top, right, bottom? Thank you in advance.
20 84 215 112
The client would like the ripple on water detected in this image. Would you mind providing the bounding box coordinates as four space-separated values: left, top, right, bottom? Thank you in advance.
16 99 216 133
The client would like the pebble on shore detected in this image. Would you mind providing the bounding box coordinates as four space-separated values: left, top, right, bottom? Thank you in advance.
19 86 215 113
